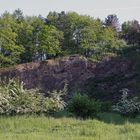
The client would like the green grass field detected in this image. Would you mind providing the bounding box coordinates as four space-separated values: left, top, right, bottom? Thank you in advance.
0 113 140 140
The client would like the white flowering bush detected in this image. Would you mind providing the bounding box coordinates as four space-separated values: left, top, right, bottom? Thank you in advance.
113 89 140 117
0 79 67 115
0 92 11 114
48 83 68 111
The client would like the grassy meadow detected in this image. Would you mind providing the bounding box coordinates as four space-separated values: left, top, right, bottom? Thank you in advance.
0 113 140 140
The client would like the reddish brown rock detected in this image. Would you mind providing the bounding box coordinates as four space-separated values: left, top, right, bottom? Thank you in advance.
0 55 137 101
0 56 95 91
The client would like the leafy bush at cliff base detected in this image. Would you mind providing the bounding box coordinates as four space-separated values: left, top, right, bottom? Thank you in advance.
68 94 101 118
113 89 140 117
48 83 68 112
0 79 67 115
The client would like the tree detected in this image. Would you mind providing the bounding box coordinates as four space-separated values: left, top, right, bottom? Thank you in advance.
121 20 140 45
72 24 99 56
98 27 126 55
70 14 125 58
13 9 24 22
49 12 102 55
47 11 72 53
47 12 126 58
0 10 128 67
15 20 34 63
0 12 24 67
37 25 63 60
104 14 120 32
15 16 44 62
47 11 59 26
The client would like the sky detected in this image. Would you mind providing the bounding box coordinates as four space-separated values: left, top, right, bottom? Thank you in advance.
0 0 140 23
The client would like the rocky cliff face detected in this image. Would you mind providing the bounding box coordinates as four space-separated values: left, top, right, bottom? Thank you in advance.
85 57 138 101
0 55 138 101
0 56 95 91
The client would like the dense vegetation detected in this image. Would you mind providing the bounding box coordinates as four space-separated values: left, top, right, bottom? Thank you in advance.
0 79 139 118
0 9 135 67
0 79 67 115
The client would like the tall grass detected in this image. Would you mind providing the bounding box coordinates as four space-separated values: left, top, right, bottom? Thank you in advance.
0 113 140 140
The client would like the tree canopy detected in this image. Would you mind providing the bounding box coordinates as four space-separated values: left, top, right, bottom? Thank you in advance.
0 9 136 67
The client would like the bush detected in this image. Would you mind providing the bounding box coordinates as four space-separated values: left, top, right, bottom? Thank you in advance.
68 94 101 118
113 89 140 117
0 79 67 115
48 83 68 112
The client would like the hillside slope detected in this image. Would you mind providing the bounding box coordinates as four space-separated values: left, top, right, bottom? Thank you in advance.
0 55 139 101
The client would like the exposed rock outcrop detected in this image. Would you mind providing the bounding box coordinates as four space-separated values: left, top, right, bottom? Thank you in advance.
0 55 138 101
85 57 138 101
0 56 95 91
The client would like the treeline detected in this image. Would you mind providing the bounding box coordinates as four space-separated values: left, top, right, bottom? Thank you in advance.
0 9 139 67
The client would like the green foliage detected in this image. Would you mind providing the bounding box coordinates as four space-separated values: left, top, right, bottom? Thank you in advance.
0 11 64 66
121 20 140 45
0 79 67 115
68 94 101 118
15 19 34 62
38 25 63 58
47 11 126 59
0 12 24 67
0 10 129 67
113 89 140 117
